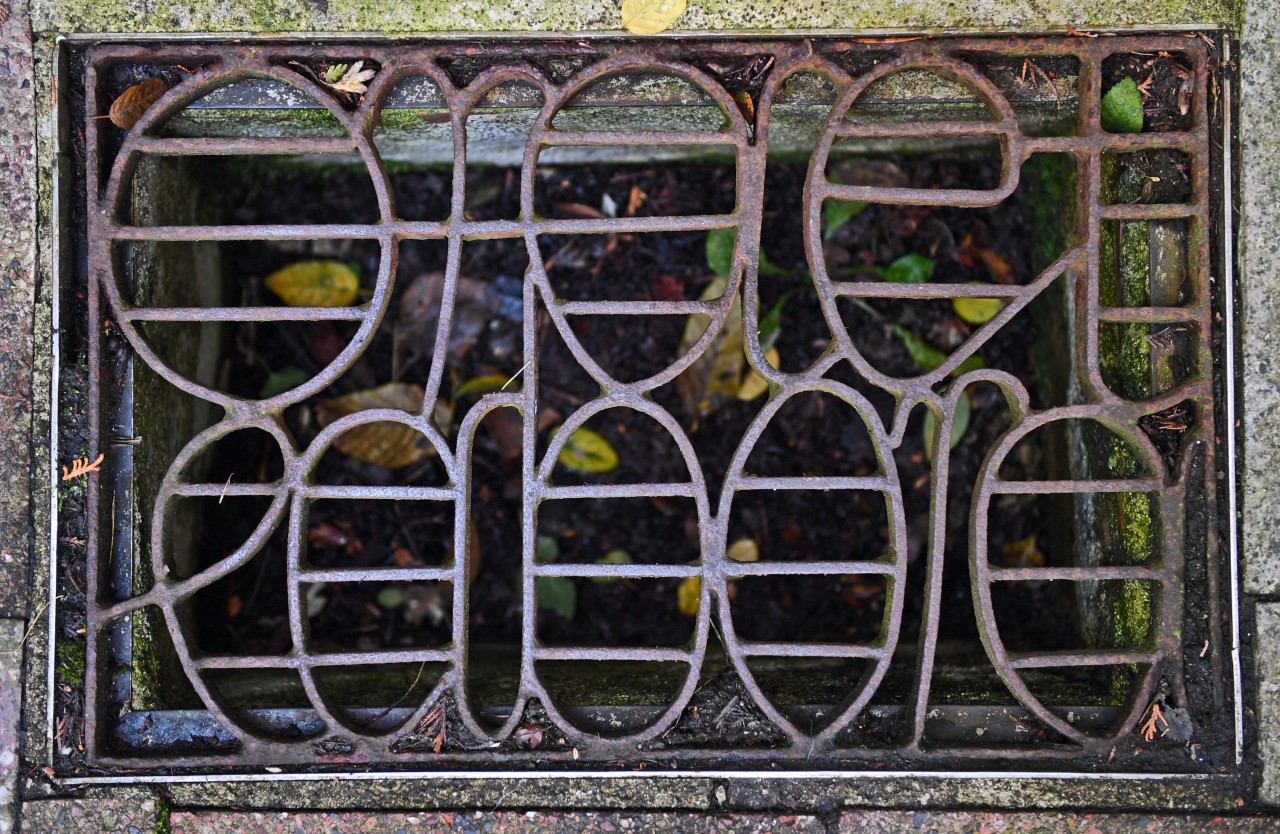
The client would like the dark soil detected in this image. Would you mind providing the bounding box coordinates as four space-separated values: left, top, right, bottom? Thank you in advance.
1102 51 1196 133
181 149 1058 677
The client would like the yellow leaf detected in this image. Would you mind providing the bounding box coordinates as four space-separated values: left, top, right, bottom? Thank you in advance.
620 0 687 35
999 534 1046 568
736 347 780 401
555 426 619 474
675 277 742 418
726 538 759 563
265 260 360 307
953 297 1005 325
676 575 700 616
454 374 511 398
315 383 431 469
952 286 1006 325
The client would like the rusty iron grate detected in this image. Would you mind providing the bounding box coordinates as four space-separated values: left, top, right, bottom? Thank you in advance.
62 34 1235 774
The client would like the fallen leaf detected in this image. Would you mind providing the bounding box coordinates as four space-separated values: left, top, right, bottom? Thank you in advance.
737 347 780 401
972 248 1014 285
891 325 984 376
454 374 511 399
732 90 755 123
757 292 792 354
953 293 1006 325
307 522 353 550
554 426 620 473
265 260 360 307
537 535 560 562
1102 77 1144 133
883 253 935 283
537 576 577 620
261 366 309 398
592 549 634 584
305 583 329 617
823 199 868 241
227 594 243 618
315 383 432 469
676 575 700 616
705 228 736 280
513 723 546 748
726 538 759 562
482 407 525 464
553 202 609 219
675 276 743 418
377 586 407 609
620 0 688 35
109 77 168 129
999 534 1046 568
328 60 377 95
923 391 972 460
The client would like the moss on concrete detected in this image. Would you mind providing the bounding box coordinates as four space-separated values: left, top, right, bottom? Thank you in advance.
29 0 1242 37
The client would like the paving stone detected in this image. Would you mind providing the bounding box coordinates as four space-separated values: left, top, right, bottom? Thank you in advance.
1242 0 1280 594
836 811 1277 832
19 789 159 833
1258 603 1280 804
169 811 824 834
0 621 21 834
0 0 37 618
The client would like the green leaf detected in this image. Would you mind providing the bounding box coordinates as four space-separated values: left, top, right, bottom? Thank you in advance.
376 586 407 609
554 426 620 473
892 326 986 376
705 228 736 279
823 199 868 241
883 253 935 284
260 366 309 398
757 290 794 353
536 534 560 563
454 373 511 399
325 63 349 83
924 391 972 460
537 576 577 620
1102 77 1144 133
892 325 948 372
592 549 633 584
758 248 785 276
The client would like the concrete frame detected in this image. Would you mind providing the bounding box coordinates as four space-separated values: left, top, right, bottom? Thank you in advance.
2 0 1278 829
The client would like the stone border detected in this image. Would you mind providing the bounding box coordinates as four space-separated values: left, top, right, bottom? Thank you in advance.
3 0 1278 827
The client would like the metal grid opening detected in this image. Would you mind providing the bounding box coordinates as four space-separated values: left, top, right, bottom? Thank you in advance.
56 34 1236 775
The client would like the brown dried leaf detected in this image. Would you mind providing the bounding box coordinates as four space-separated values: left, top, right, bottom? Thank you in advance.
553 202 609 219
620 0 687 35
328 60 377 95
512 723 546 748
975 248 1015 284
315 383 433 469
109 77 168 130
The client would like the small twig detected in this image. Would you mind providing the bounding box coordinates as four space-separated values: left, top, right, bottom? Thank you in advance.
358 660 428 728
219 473 233 504
61 453 104 481
2 596 63 656
501 360 532 392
